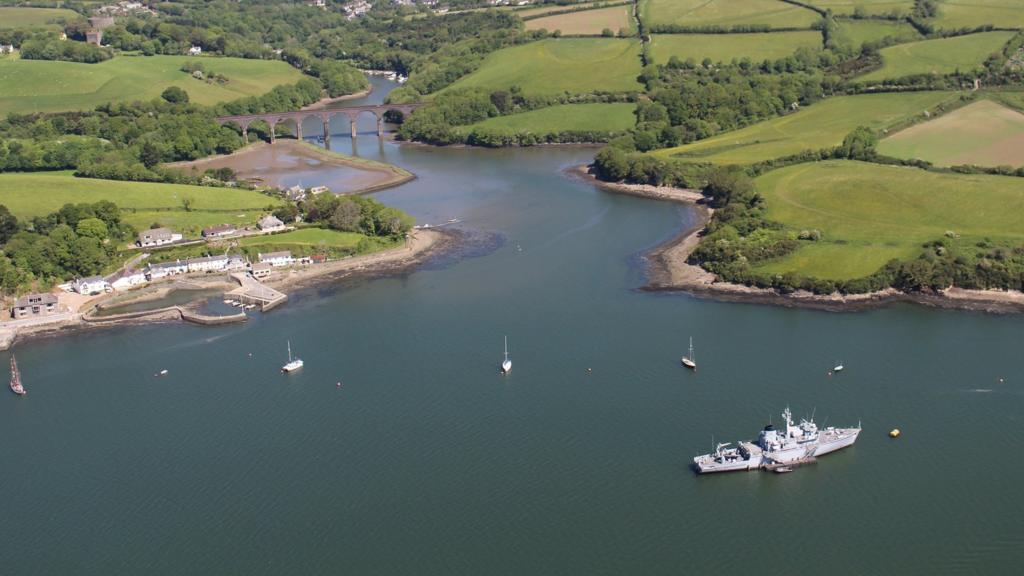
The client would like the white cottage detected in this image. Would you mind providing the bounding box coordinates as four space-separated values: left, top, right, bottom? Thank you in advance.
74 276 111 295
187 254 229 273
258 251 294 267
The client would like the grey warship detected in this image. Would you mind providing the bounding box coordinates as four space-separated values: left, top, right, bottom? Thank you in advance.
694 407 860 474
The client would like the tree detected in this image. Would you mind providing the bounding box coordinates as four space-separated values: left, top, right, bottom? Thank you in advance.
0 205 19 244
329 199 361 232
75 217 109 240
140 141 162 168
601 28 614 37
181 196 194 212
161 86 190 104
273 204 300 224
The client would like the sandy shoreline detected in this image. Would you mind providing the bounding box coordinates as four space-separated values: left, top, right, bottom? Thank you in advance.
572 165 1024 313
300 87 372 111
166 140 414 194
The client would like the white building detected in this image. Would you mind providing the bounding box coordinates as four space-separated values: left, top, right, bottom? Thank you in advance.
0 45 14 55
188 45 202 56
145 260 188 280
202 224 237 238
257 215 286 233
308 186 329 196
111 271 147 290
74 276 111 295
258 251 294 267
251 262 273 279
186 254 229 273
137 227 182 247
225 254 247 271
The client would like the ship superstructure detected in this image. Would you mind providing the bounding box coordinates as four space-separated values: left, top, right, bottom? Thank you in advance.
693 407 859 474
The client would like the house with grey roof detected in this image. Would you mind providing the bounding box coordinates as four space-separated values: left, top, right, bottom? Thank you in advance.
11 293 59 319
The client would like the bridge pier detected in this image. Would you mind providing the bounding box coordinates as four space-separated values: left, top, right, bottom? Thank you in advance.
269 122 276 144
295 120 303 141
350 118 357 140
377 115 384 137
241 126 248 143
322 119 330 148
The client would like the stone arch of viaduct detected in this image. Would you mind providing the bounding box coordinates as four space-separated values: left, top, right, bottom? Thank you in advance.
214 103 425 143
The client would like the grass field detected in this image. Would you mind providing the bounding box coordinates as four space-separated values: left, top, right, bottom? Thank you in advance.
0 7 79 28
832 19 921 48
524 5 633 35
877 99 1024 167
0 172 282 234
0 54 307 115
653 91 954 165
441 38 643 95
857 31 1015 83
238 228 365 249
806 0 913 16
931 0 1024 31
462 103 636 133
648 32 822 65
753 160 1024 279
640 0 821 29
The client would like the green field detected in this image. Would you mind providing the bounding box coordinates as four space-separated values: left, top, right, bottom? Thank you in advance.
0 172 282 234
238 228 365 249
517 2 601 18
524 5 633 35
640 0 821 29
441 38 643 95
653 91 954 165
806 0 913 16
462 103 635 133
857 31 1015 83
0 7 80 28
648 32 822 65
931 0 1024 31
753 160 1024 279
832 19 921 48
0 54 307 115
877 99 1024 167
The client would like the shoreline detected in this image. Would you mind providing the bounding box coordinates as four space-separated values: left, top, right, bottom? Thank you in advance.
300 87 372 111
571 164 1024 314
2 228 456 349
166 140 415 195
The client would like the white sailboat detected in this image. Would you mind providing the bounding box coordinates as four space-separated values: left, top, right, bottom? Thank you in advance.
681 337 696 370
501 335 512 374
833 361 844 372
282 340 304 373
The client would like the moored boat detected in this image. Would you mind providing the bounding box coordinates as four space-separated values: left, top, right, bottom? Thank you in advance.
501 335 512 374
282 340 304 373
681 337 696 370
10 355 25 396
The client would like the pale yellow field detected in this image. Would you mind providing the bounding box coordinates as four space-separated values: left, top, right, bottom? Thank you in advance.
525 5 633 35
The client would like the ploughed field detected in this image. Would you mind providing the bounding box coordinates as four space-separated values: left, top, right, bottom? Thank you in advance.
652 91 955 165
441 38 643 95
460 103 636 135
805 0 914 16
0 172 282 234
877 99 1024 168
0 7 79 28
752 161 1024 279
639 0 821 30
856 31 1015 83
648 31 822 65
0 54 306 115
929 0 1024 31
524 4 633 35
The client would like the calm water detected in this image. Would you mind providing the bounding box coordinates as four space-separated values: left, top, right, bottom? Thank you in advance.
3 80 1024 575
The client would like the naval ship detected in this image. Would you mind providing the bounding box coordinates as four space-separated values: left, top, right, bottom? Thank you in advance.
693 407 860 474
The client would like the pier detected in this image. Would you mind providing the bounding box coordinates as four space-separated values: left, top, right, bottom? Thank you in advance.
226 273 288 311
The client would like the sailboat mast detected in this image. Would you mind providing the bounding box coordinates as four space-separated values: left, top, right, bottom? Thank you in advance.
504 336 508 361
689 337 694 361
287 340 292 362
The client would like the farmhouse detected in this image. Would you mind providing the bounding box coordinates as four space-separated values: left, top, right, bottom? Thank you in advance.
251 262 273 279
11 293 59 319
187 254 230 273
85 29 103 46
145 260 188 280
137 227 182 247
74 276 111 295
188 45 202 56
258 215 286 232
258 251 294 267
202 224 237 238
0 45 14 55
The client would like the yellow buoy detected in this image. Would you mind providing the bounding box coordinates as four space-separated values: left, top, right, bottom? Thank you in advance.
889 429 901 438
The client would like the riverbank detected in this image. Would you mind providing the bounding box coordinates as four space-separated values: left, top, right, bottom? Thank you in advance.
572 165 1024 313
166 140 414 194
301 87 372 110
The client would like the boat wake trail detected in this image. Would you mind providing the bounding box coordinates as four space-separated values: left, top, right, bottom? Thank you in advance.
538 206 609 249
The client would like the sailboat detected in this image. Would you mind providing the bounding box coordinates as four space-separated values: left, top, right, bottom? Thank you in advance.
833 361 844 372
281 340 304 373
501 335 512 374
9 355 25 396
681 337 696 370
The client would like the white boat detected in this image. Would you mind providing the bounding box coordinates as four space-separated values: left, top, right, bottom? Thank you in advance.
501 335 512 374
223 299 233 305
282 340 304 373
833 362 844 372
681 337 696 370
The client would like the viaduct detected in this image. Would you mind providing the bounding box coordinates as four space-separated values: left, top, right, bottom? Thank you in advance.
214 103 425 143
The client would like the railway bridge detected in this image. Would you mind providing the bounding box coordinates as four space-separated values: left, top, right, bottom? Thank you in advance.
214 102 425 143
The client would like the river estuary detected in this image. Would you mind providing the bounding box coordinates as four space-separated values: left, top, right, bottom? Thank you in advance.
2 78 1023 575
